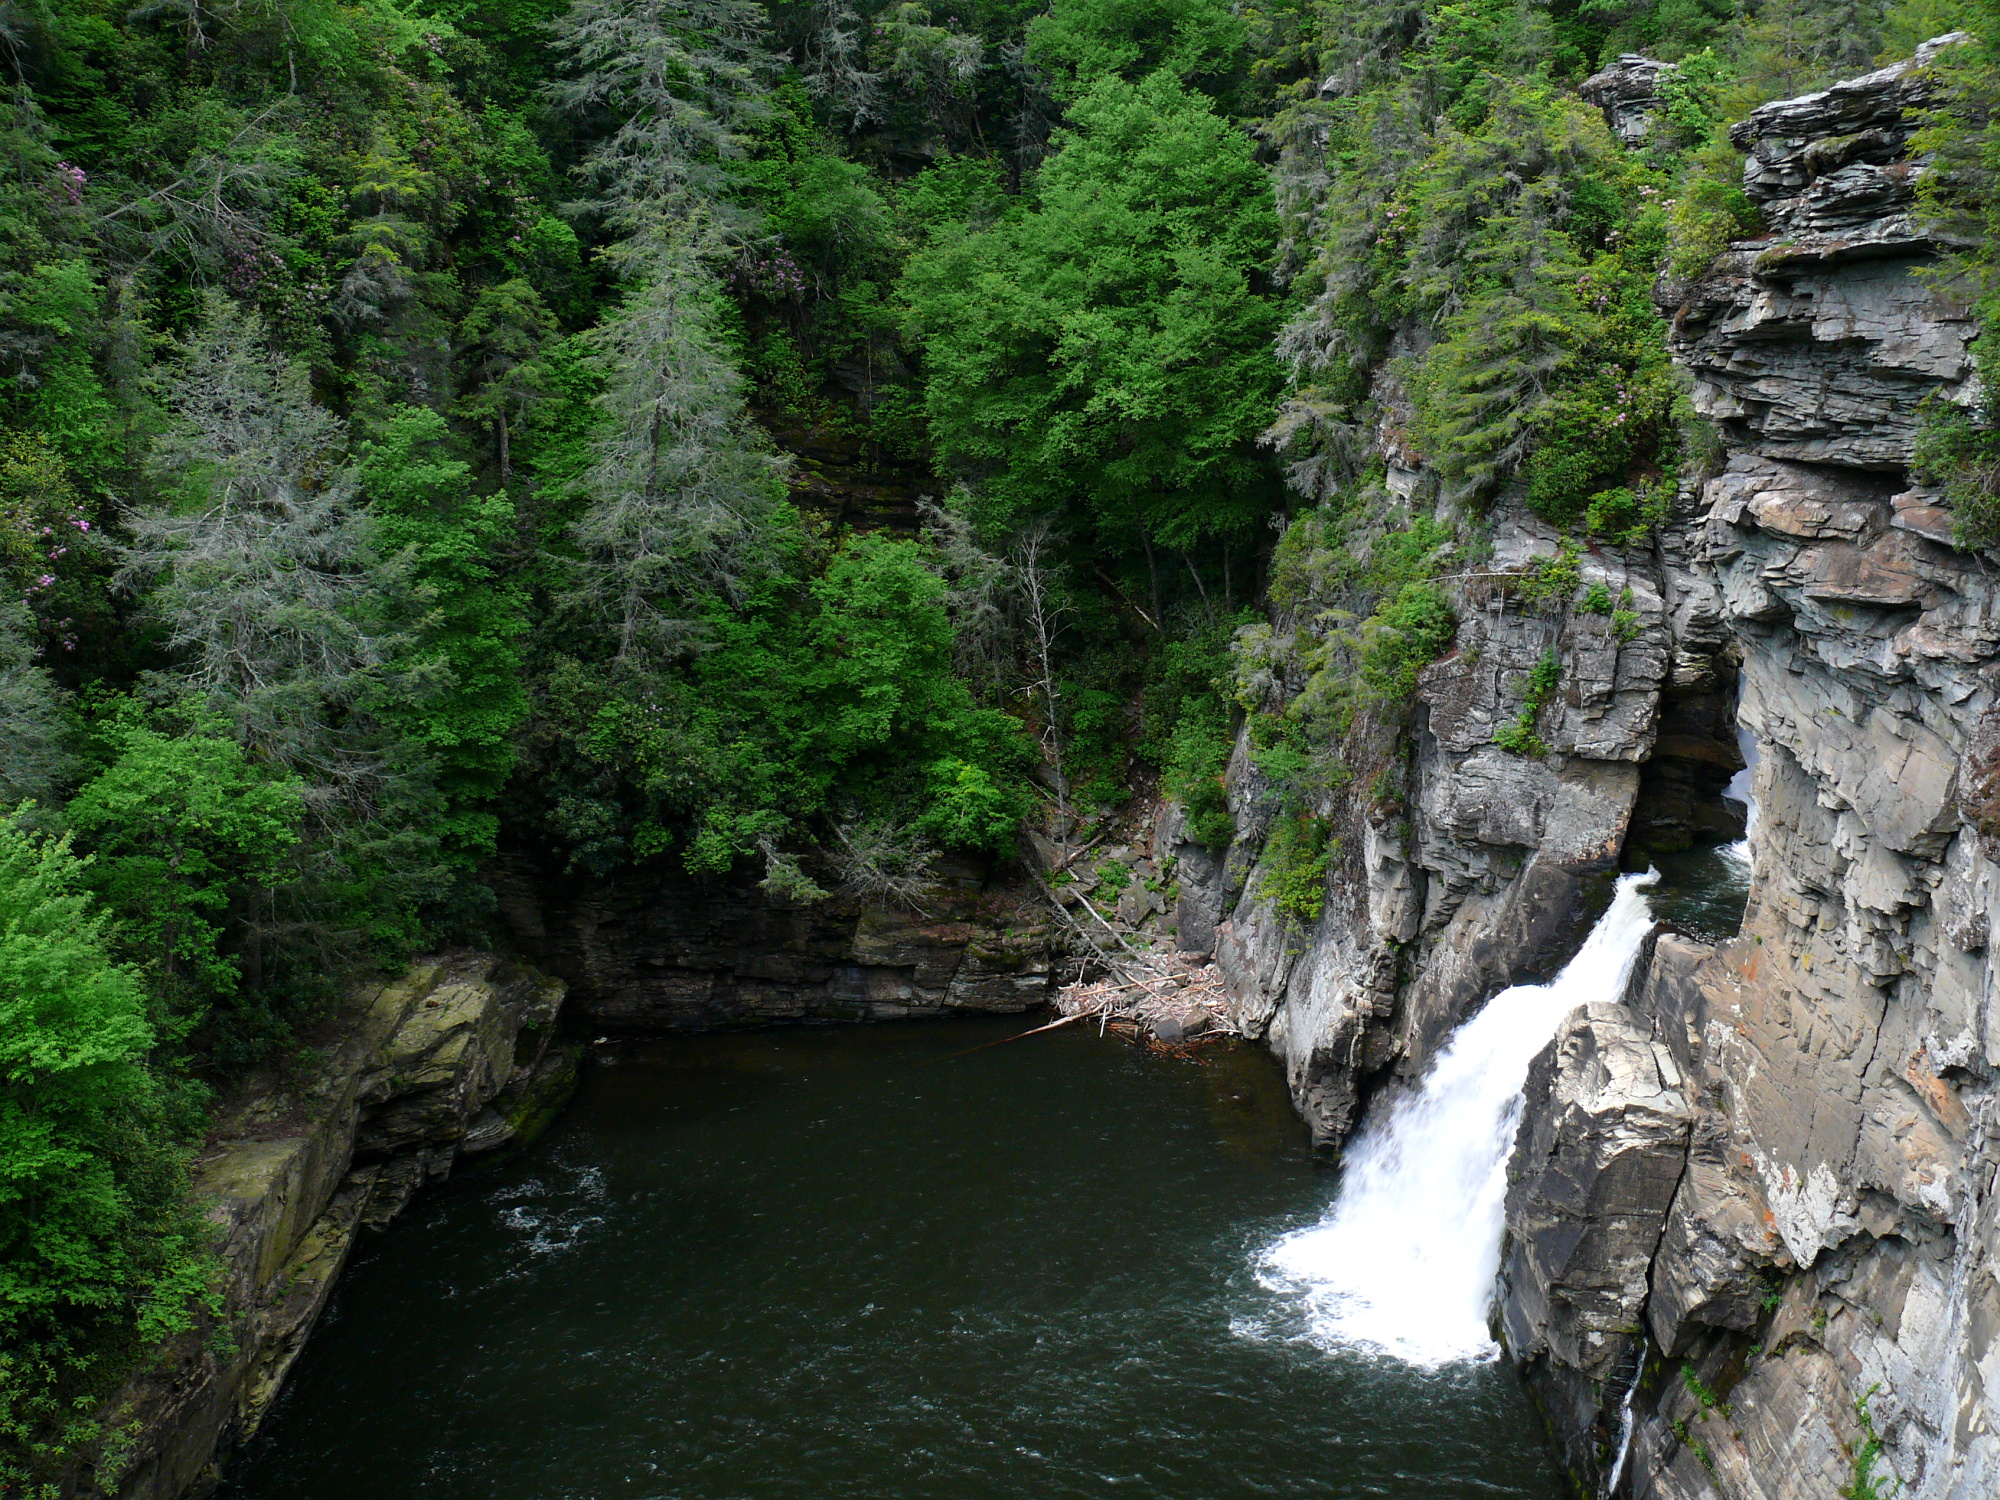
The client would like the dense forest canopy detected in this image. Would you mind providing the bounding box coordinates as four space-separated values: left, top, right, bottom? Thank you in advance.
3 0 1999 1482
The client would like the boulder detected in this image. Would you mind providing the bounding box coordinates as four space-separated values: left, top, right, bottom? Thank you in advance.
1502 1002 1695 1379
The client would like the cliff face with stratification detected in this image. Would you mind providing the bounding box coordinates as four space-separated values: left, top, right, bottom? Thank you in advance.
88 956 572 1500
1187 35 2000 1498
1591 38 2000 1499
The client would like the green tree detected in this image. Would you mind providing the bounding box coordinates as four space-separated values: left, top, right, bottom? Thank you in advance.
526 532 1028 880
456 279 559 483
1023 0 1250 101
901 69 1283 566
0 811 211 1489
65 730 304 1040
359 407 530 863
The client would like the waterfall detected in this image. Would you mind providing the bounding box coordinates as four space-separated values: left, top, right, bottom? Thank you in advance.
1601 1350 1647 1495
1258 871 1660 1369
1720 726 1760 879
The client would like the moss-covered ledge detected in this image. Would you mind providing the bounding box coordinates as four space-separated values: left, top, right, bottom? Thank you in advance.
75 955 568 1500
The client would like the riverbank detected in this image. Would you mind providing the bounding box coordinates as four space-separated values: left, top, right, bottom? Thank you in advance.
85 957 570 1500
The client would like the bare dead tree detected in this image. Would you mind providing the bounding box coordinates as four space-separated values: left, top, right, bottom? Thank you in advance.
917 490 1015 700
549 0 777 235
95 108 284 273
796 0 883 132
118 295 390 825
831 817 938 912
1014 520 1073 860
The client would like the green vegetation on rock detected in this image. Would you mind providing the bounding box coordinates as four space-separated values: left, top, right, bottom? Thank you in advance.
0 0 1985 1477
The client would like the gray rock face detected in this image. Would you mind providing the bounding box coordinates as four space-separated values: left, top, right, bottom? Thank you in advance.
1500 1002 1695 1485
1595 38 2000 1500
92 956 571 1500
1207 498 1673 1145
1203 37 2000 1500
1503 1002 1694 1378
1580 54 1679 144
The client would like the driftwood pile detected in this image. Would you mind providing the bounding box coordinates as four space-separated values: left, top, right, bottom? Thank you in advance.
1053 953 1238 1045
1029 865 1239 1054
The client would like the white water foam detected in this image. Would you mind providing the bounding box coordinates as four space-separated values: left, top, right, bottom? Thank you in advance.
1256 870 1660 1369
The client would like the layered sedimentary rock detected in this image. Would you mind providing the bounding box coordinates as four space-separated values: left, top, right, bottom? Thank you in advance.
92 955 570 1500
1195 389 1682 1149
1502 1001 1695 1478
492 852 1052 1028
1200 34 2000 1499
1527 39 2000 1500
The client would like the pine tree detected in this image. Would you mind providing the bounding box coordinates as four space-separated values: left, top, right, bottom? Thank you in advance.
568 233 791 663
119 295 383 813
550 0 779 234
0 605 70 811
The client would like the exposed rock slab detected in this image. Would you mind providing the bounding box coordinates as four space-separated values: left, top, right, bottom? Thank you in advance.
90 955 568 1500
1504 1002 1695 1379
1211 508 1670 1145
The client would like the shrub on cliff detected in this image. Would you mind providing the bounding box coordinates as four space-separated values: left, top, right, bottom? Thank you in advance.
1912 18 2000 550
0 813 209 1490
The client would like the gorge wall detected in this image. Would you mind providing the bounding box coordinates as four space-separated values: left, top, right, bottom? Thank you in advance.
1187 37 2000 1499
89 956 573 1500
489 853 1054 1029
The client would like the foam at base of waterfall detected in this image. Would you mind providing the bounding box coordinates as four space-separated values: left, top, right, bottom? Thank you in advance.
1255 872 1660 1370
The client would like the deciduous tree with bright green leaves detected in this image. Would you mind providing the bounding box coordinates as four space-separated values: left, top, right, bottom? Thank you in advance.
0 813 209 1474
65 729 304 1041
900 69 1285 560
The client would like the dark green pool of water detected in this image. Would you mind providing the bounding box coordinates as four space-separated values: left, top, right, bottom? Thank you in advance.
222 1020 1566 1500
1646 838 1752 945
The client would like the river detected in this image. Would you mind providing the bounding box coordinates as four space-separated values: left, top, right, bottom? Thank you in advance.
222 1018 1565 1499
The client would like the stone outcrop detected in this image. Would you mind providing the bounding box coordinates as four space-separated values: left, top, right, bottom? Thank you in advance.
1192 446 1680 1147
1504 1003 1695 1377
90 955 570 1500
1528 39 2000 1500
491 853 1053 1029
1580 54 1680 145
1502 1002 1695 1479
1198 34 2000 1500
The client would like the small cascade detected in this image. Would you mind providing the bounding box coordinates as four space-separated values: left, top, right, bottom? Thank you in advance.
1601 1350 1648 1496
1258 872 1660 1369
1720 725 1761 877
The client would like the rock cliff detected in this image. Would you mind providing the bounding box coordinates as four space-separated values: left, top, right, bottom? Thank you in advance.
90 955 571 1500
1605 37 2000 1500
1194 35 2000 1499
491 852 1053 1029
